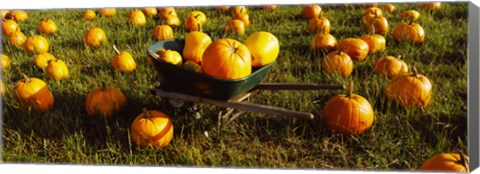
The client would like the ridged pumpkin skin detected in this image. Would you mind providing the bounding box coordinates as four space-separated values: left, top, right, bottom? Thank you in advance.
322 82 374 135
46 59 69 80
83 10 96 20
308 16 331 34
385 69 432 108
85 84 126 117
155 49 182 66
202 38 252 80
311 32 337 52
164 15 180 28
182 31 212 64
2 19 19 36
38 19 58 35
142 8 157 18
302 5 322 19
34 53 57 70
374 55 408 78
225 19 245 35
233 13 250 27
360 33 386 53
128 10 147 26
232 6 248 19
112 48 137 73
84 27 107 48
2 54 11 70
321 50 353 77
152 25 174 41
335 38 369 61
159 7 177 18
131 110 174 148
400 10 420 21
418 153 469 172
243 31 280 67
24 35 49 54
362 7 383 24
14 75 55 112
189 11 207 26
184 15 202 32
8 31 26 47
392 22 425 44
7 10 28 22
363 14 389 35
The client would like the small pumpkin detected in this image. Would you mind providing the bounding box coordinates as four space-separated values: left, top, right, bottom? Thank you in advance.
184 14 202 32
8 30 26 47
112 45 137 72
189 11 207 26
321 50 353 77
128 10 147 26
385 67 432 108
24 35 49 54
2 54 11 70
38 18 58 35
151 25 174 41
2 19 19 36
363 10 389 35
335 38 370 61
418 153 469 172
302 4 322 19
142 8 158 18
362 7 383 24
310 31 337 52
181 60 202 73
84 27 107 48
225 19 245 35
202 38 252 80
232 6 248 19
322 81 374 135
6 10 28 22
374 55 408 78
34 52 57 70
163 15 181 28
46 59 69 80
307 15 331 34
182 31 212 64
85 83 126 117
83 10 96 20
420 2 441 10
392 19 425 44
360 29 386 53
14 74 55 112
99 8 116 17
130 109 174 148
155 49 183 66
243 31 280 67
383 4 395 13
400 10 420 21
158 7 177 18
233 13 250 27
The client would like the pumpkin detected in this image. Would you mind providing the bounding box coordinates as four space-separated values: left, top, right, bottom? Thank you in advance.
418 153 469 172
362 7 383 24
374 55 408 78
2 19 19 36
420 2 441 10
310 31 337 52
385 67 432 108
400 10 420 21
322 81 374 135
46 59 69 80
14 74 55 113
24 35 49 54
182 31 212 64
83 10 96 20
34 52 57 70
360 31 386 53
302 5 322 19
1 10 9 20
181 60 202 73
8 30 26 47
189 11 207 26
384 4 395 13
99 8 116 17
84 27 107 48
321 50 353 77
6 10 28 22
130 109 174 148
142 8 158 18
233 13 250 27
163 15 180 28
363 11 388 35
217 6 230 12
184 14 202 32
151 25 174 41
307 16 331 34
392 20 425 44
232 6 248 19
2 54 11 70
155 49 183 66
38 18 58 35
128 10 147 26
112 45 137 72
225 19 245 35
201 38 252 79
335 38 369 61
243 31 280 67
85 83 126 117
158 7 177 18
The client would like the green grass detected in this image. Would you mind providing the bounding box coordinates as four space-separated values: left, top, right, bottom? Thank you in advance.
1 2 468 171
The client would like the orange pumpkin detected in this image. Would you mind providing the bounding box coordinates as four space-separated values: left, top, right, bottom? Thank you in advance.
420 2 441 10
128 10 147 26
142 8 158 18
310 31 337 52
374 55 408 78
383 4 395 13
130 109 174 148
34 52 57 70
84 27 107 48
363 11 389 35
163 15 181 28
232 6 248 19
360 32 386 53
46 59 69 80
243 31 280 67
83 10 96 20
112 45 136 72
217 6 230 12
151 25 174 41
400 10 420 22
158 7 177 18
302 5 322 19
335 38 369 61
8 30 26 47
189 11 207 26
182 31 212 64
233 13 250 27
38 18 58 35
418 153 469 172
2 19 19 36
322 81 374 135
24 35 49 54
184 14 202 32
308 16 331 34
362 7 383 24
201 38 252 79
225 19 245 35
385 67 432 108
321 50 353 77
392 20 425 44
85 83 126 117
155 49 183 65
1 10 9 20
99 8 116 17
6 10 28 22
2 54 11 70
14 74 55 112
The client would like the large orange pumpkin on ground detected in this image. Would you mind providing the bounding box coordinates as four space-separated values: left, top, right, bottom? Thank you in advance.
302 5 322 19
392 20 425 44
84 27 107 48
418 153 469 172
360 32 386 53
85 83 126 117
374 55 408 78
46 59 69 80
321 50 353 77
311 31 337 52
38 18 58 35
24 35 49 54
322 81 374 136
130 109 174 148
385 67 432 108
308 16 331 34
202 38 252 80
335 38 369 61
14 74 55 113
2 19 19 36
151 25 174 41
8 30 26 47
112 45 137 72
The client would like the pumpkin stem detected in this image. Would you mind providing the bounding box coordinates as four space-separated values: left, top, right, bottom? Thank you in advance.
20 73 29 83
412 66 419 77
194 14 200 19
113 44 121 54
346 80 353 98
409 17 414 25
370 23 376 35
240 7 243 14
458 152 469 171
197 22 202 32
142 108 152 119
169 10 173 16
395 55 402 60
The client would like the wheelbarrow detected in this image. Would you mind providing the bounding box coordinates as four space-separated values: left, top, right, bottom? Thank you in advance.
147 39 345 135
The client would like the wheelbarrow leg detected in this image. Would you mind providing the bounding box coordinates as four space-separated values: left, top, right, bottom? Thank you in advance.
216 93 251 137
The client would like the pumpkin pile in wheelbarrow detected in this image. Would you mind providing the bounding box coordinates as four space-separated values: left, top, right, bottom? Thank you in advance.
147 31 280 101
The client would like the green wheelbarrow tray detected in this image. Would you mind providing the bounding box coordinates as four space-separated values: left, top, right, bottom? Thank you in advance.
147 39 275 101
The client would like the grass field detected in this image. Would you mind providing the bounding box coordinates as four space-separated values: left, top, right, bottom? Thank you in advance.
1 2 469 171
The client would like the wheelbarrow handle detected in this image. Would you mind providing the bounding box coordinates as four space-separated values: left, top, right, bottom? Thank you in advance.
252 83 345 91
